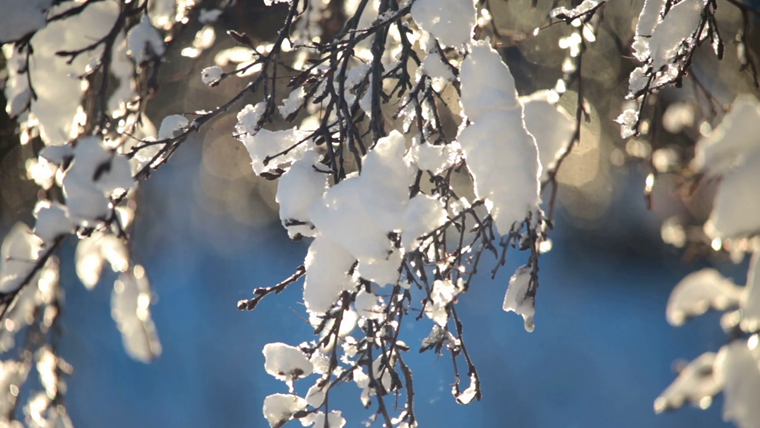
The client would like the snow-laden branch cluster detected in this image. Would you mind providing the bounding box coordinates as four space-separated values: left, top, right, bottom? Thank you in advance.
221 0 578 426
654 95 760 428
0 0 231 425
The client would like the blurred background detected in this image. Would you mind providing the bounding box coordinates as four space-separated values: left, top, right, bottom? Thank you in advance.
2 0 758 426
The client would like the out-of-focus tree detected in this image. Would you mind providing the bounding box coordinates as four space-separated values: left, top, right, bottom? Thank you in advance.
0 0 759 427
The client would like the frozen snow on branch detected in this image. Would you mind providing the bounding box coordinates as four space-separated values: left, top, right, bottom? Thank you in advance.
263 342 313 383
663 242 760 422
520 90 575 181
550 0 606 21
631 0 666 62
32 201 73 244
126 15 166 65
694 95 760 240
263 393 307 428
648 0 707 72
694 95 760 174
276 151 328 239
409 140 460 175
654 352 722 413
713 336 760 428
302 235 355 314
278 86 307 119
201 66 224 86
300 410 346 428
62 137 134 226
236 103 312 175
111 266 162 363
410 0 476 47
75 232 130 290
741 250 760 333
459 41 520 121
502 265 536 332
402 194 447 252
666 269 744 326
458 41 541 234
309 130 413 261
0 224 42 293
9 0 119 145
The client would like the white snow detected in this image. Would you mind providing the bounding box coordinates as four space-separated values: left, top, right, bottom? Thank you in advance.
705 151 760 240
14 0 119 145
263 393 307 428
304 174 357 230
666 268 744 327
654 352 722 413
279 87 307 119
693 95 760 174
410 141 460 174
520 90 575 181
39 145 73 164
111 266 162 363
694 95 760 240
305 379 328 408
550 0 605 20
62 137 135 225
421 41 456 91
319 308 358 340
76 237 104 289
300 411 346 428
454 373 479 405
158 114 189 140
109 33 138 117
309 131 413 262
632 0 666 62
26 156 58 190
459 41 520 121
741 249 760 333
126 15 166 65
628 66 651 97
309 351 330 375
2 45 32 118
356 249 402 286
75 232 130 290
276 151 328 239
352 366 372 407
410 0 476 47
458 41 540 234
502 265 536 332
458 109 540 234
401 194 447 252
32 201 73 243
201 66 224 86
130 114 187 170
302 235 355 314
263 342 313 382
615 108 640 139
426 279 462 326
648 0 705 71
357 130 414 232
0 223 42 293
236 103 311 175
713 338 760 428
354 289 382 319
422 50 455 83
